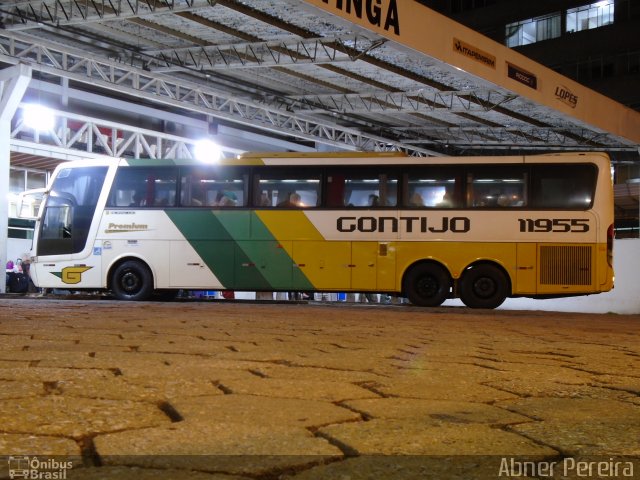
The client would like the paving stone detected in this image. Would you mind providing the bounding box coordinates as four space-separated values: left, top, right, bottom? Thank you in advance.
43 376 221 401
217 377 377 402
95 422 341 476
0 433 80 456
511 421 640 456
497 397 640 422
0 380 45 399
500 397 640 455
0 397 169 439
120 366 261 385
318 419 558 455
0 367 117 383
0 299 638 463
64 466 249 480
0 361 30 369
239 364 385 383
282 455 537 480
364 374 517 402
342 398 530 425
595 374 640 395
172 394 361 427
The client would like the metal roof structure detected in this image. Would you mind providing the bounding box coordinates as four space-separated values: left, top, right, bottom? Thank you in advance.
1 0 639 162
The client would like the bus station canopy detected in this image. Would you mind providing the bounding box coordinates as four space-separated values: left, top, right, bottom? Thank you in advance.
1 0 639 160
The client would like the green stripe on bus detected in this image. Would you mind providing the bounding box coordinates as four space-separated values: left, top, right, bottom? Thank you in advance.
165 210 314 291
244 213 315 291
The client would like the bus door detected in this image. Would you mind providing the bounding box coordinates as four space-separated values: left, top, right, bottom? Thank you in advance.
32 166 109 289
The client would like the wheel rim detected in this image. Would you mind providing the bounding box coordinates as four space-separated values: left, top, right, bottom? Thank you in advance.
416 275 439 299
473 276 497 299
121 270 141 294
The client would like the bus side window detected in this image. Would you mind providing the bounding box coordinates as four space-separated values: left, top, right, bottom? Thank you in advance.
254 168 321 208
531 164 596 208
180 166 248 207
108 166 177 208
338 169 398 207
151 170 178 207
404 167 460 208
466 166 527 208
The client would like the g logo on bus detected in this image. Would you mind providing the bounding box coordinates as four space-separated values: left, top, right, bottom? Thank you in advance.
52 266 93 284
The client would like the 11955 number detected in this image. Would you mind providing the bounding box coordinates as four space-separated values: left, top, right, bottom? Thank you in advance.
518 218 589 233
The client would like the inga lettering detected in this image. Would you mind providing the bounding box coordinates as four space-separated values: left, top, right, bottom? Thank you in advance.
337 216 470 233
321 0 400 35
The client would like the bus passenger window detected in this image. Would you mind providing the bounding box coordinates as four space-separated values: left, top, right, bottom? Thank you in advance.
254 169 321 208
531 164 596 209
467 166 527 208
334 169 398 207
405 168 460 208
108 166 178 208
180 166 248 207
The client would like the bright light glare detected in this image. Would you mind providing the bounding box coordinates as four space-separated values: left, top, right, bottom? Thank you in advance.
23 104 55 131
194 139 222 163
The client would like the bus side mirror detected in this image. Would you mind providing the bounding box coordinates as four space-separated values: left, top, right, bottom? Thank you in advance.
16 189 46 220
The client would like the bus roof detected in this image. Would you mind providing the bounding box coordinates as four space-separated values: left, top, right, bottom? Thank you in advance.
57 151 610 170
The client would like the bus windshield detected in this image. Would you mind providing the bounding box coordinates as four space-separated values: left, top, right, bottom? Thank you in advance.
37 166 108 256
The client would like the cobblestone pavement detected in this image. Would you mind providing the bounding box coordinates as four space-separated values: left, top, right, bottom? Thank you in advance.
0 298 638 479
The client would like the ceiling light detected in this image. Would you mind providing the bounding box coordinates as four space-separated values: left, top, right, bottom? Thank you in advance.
23 104 55 132
194 139 222 163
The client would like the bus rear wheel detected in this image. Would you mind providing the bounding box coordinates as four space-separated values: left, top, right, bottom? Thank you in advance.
111 260 153 301
404 263 451 307
459 264 509 309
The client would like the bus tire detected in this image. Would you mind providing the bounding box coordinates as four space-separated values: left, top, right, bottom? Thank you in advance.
459 264 509 309
404 263 451 307
111 260 153 301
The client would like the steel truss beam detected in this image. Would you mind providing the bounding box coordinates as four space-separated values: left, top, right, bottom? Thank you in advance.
0 33 440 156
285 90 518 115
11 104 243 160
1 0 217 29
144 35 386 72
405 127 629 150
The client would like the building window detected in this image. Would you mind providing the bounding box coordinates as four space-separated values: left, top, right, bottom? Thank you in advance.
451 0 497 13
566 1 614 33
506 13 561 47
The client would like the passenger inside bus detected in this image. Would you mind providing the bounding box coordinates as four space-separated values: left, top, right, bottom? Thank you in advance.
408 191 424 207
215 191 238 207
278 192 302 208
129 192 144 207
259 192 271 207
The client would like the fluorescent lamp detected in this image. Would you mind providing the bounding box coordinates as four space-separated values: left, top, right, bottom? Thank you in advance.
194 139 222 163
23 104 55 132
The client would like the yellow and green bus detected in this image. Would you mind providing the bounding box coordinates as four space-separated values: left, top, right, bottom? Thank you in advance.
24 151 614 308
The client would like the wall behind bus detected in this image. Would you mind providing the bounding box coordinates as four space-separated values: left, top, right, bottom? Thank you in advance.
445 239 640 314
7 238 31 268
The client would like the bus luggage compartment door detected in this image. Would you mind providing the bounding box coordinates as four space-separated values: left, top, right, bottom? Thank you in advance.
292 241 351 290
351 242 378 291
516 243 537 294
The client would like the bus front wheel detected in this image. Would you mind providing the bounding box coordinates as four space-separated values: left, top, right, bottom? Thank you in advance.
111 260 153 301
459 264 509 309
404 263 451 307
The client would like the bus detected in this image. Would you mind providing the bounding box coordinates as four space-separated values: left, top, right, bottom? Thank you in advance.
21 151 614 308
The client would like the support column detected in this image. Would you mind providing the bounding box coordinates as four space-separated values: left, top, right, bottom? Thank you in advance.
0 64 32 293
